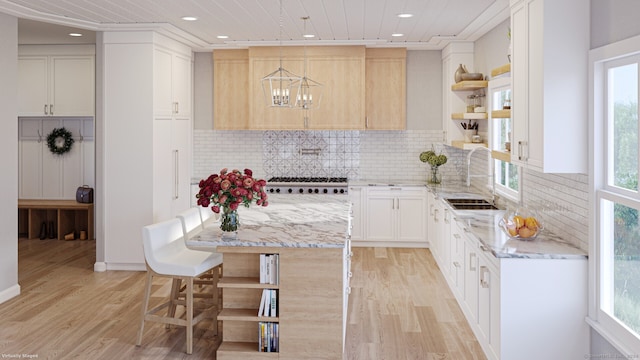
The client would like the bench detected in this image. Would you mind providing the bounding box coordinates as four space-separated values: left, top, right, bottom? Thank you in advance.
18 199 94 240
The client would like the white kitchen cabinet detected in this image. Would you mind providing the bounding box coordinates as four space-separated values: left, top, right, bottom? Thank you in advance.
19 117 94 200
509 0 588 173
348 186 365 241
154 47 192 118
351 186 427 247
450 216 587 360
449 219 466 296
18 45 95 117
151 42 193 221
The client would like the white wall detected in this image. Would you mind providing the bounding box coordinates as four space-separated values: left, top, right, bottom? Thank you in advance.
0 13 19 303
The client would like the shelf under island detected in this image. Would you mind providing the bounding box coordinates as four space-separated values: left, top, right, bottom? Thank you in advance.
187 195 351 360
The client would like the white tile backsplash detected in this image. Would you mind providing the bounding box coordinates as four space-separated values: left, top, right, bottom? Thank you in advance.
193 129 589 251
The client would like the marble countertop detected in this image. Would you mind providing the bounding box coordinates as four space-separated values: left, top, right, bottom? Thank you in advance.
187 194 350 249
348 180 427 187
425 182 587 259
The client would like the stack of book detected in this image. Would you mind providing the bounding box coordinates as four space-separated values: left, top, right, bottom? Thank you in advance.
258 289 277 317
258 321 279 352
260 253 279 285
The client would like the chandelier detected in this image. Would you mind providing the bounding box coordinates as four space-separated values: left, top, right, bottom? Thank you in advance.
292 16 323 110
262 0 301 107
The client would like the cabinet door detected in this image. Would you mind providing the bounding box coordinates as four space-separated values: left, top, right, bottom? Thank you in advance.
213 50 249 129
172 118 191 216
154 48 174 117
463 237 479 322
172 53 192 117
18 56 49 116
51 56 95 116
397 196 426 242
153 117 173 222
307 54 365 130
365 48 406 130
249 56 304 129
366 195 395 242
348 187 365 241
477 251 499 349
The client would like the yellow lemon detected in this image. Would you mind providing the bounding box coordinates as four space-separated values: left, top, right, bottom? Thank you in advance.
525 216 538 230
513 215 525 229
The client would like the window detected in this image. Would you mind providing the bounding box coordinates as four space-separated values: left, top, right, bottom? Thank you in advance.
489 77 519 201
591 38 640 355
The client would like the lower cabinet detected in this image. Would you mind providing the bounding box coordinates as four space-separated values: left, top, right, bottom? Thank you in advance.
350 185 427 247
446 218 588 360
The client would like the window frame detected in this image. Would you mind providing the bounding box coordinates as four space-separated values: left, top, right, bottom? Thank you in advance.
488 76 520 203
589 33 640 356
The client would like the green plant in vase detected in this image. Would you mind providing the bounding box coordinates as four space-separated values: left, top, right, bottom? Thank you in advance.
420 148 448 184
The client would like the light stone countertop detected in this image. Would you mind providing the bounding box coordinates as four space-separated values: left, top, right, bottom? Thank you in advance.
427 183 588 259
187 194 350 249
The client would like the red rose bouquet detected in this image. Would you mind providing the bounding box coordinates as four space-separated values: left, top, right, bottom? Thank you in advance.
196 168 268 232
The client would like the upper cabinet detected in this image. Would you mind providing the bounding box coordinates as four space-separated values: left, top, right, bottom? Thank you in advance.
214 46 405 130
18 45 95 117
510 0 588 173
365 48 407 130
249 46 365 130
213 50 249 130
154 46 192 118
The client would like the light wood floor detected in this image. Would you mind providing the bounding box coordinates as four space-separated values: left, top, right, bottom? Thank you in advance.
1 239 485 359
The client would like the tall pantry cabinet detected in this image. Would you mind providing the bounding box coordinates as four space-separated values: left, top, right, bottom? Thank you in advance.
100 32 193 269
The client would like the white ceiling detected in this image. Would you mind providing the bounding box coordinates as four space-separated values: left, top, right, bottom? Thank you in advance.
5 0 510 50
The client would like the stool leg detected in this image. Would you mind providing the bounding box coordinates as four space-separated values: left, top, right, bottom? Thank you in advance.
136 271 154 347
166 278 181 329
186 277 194 355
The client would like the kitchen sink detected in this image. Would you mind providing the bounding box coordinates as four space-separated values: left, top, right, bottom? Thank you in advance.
444 198 500 211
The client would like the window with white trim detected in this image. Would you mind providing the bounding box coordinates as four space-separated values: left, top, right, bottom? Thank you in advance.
489 77 520 201
592 42 640 355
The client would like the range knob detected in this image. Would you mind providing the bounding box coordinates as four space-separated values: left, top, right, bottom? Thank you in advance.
314 188 319 193
288 188 293 193
339 189 345 194
269 188 274 193
333 189 339 194
275 188 280 193
323 189 328 194
308 189 313 193
299 189 304 194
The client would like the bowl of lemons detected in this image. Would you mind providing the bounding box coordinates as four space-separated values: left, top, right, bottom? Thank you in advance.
498 207 543 240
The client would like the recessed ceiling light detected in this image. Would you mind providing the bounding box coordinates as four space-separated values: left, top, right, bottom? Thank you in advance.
303 34 315 38
217 35 229 39
392 33 404 37
69 33 83 37
181 16 198 21
397 13 414 18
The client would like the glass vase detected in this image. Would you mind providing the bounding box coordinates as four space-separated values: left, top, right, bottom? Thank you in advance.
429 166 441 184
220 207 239 240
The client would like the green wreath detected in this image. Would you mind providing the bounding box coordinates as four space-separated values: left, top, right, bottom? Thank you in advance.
47 127 74 155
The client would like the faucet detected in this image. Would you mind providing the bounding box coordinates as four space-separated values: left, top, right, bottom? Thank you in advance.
466 146 497 204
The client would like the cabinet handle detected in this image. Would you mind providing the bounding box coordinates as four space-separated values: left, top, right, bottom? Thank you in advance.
518 140 524 161
434 209 439 222
44 104 48 115
480 266 489 288
453 261 461 268
429 204 434 216
174 149 179 199
50 104 54 115
443 130 447 143
444 209 450 224
453 233 461 239
469 252 476 271
365 116 369 129
37 129 42 143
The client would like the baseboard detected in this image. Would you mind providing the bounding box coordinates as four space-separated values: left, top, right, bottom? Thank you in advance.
94 262 107 272
105 262 146 271
351 240 429 248
0 284 21 304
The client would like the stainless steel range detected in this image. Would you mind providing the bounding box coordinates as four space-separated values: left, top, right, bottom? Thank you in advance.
266 177 348 195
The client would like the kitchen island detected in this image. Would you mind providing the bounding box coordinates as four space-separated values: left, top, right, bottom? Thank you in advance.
188 194 351 360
